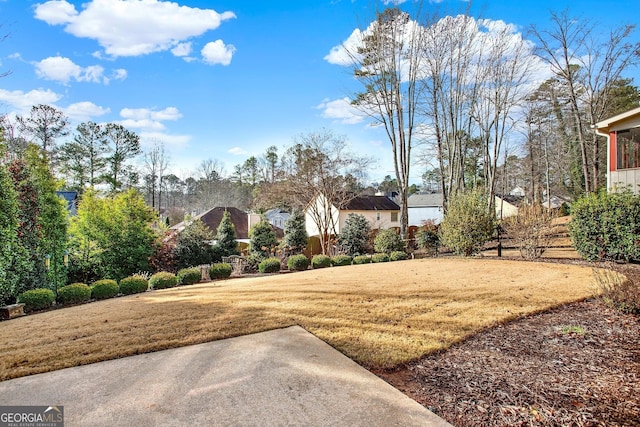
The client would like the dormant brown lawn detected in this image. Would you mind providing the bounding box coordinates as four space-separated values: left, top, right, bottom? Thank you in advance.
0 258 599 381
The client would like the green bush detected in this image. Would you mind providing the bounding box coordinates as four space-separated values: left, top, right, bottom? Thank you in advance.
17 288 55 311
416 223 440 254
439 188 495 256
338 213 371 256
353 255 371 264
371 253 389 263
258 257 281 273
209 263 232 279
149 272 177 290
177 267 202 285
374 229 405 254
91 279 119 300
569 190 640 262
311 254 331 269
331 254 352 267
287 254 310 271
57 283 91 305
389 251 408 261
118 275 149 295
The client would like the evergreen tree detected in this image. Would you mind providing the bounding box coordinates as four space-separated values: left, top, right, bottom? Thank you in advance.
215 210 239 257
280 210 307 254
338 213 371 256
0 163 26 304
249 220 278 259
8 158 44 293
173 218 215 269
26 147 69 292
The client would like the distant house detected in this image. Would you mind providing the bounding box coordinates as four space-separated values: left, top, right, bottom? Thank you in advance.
407 193 444 226
264 208 290 230
510 186 526 197
593 106 640 194
56 191 78 216
305 194 401 238
495 194 524 219
170 207 267 245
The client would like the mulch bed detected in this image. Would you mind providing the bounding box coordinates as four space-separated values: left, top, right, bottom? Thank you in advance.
377 265 640 427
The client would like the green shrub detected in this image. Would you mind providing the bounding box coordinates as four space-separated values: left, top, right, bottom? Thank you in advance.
569 190 640 262
371 253 389 263
17 288 55 311
209 263 232 279
177 267 202 285
258 257 281 273
311 254 331 269
353 255 371 264
389 251 408 261
91 279 119 300
439 188 495 256
287 254 310 271
374 229 405 254
119 275 149 295
331 254 352 267
149 272 177 290
338 213 371 256
57 283 91 305
416 222 440 254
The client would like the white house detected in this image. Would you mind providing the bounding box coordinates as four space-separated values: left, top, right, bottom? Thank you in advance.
495 194 523 219
264 208 290 229
593 106 640 194
305 194 401 238
407 193 444 226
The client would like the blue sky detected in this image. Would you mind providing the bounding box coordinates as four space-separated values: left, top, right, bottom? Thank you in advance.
0 0 639 184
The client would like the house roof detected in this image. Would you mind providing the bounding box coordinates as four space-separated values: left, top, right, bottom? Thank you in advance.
496 194 525 206
56 191 78 215
171 207 251 239
593 106 640 134
340 195 400 211
407 193 444 208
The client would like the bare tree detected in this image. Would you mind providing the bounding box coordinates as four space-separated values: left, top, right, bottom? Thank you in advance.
142 140 170 212
268 129 372 255
345 7 426 238
530 10 640 193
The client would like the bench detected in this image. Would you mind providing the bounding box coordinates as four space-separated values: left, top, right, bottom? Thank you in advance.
222 255 248 275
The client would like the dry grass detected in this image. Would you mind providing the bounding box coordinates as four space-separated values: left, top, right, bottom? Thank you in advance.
0 258 601 381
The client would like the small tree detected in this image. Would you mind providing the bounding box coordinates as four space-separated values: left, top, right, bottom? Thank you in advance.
439 188 495 256
503 204 556 259
215 210 239 257
373 228 405 254
0 163 26 305
280 210 308 254
338 213 371 256
249 220 278 259
173 218 215 269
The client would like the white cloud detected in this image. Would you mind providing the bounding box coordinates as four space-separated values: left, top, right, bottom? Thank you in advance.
228 147 248 155
0 88 62 112
171 42 192 57
317 97 366 125
112 68 128 81
118 107 183 132
34 0 78 25
324 28 363 66
201 40 235 66
34 0 236 58
34 56 126 85
140 132 190 149
64 101 110 121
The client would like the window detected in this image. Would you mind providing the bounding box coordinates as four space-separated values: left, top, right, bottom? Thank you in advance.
391 212 398 222
617 128 640 169
376 212 381 221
